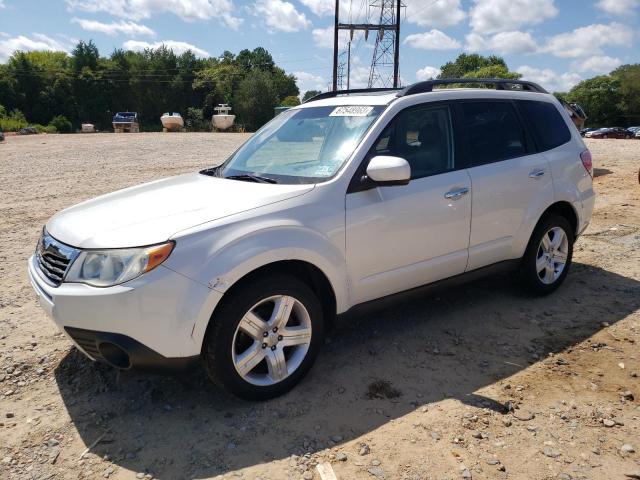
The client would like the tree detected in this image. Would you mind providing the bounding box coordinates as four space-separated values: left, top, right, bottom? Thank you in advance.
439 54 510 79
235 70 277 131
271 67 299 102
462 64 520 80
236 47 275 72
0 43 300 132
281 95 300 107
50 115 73 133
302 90 321 102
611 64 640 126
566 76 623 127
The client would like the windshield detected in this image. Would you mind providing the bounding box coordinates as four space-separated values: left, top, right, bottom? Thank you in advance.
218 105 384 184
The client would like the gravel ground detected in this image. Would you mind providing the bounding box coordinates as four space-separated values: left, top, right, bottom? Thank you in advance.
0 133 638 480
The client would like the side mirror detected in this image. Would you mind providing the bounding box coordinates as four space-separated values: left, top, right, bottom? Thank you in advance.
366 156 411 186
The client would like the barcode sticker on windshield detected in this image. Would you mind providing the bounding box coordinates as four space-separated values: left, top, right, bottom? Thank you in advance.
329 106 374 117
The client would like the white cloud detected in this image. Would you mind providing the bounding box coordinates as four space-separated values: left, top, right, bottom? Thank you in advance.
312 26 350 49
466 30 538 55
544 22 634 58
404 29 461 50
72 18 156 37
299 0 352 18
299 0 333 17
66 0 242 29
416 66 441 81
0 1 5 8
294 70 326 92
596 0 639 16
253 0 310 32
122 40 210 57
404 0 465 28
0 34 71 62
347 65 371 88
470 0 557 34
571 55 622 74
516 65 581 92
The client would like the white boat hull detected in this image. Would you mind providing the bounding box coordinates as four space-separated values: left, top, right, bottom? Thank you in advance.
213 114 235 131
161 115 184 132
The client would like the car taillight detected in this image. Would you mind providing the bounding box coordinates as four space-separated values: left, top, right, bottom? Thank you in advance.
580 149 593 177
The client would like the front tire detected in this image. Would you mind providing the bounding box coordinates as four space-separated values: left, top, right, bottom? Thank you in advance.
203 274 324 400
520 215 574 295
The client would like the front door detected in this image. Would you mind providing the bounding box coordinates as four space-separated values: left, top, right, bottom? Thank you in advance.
345 103 472 305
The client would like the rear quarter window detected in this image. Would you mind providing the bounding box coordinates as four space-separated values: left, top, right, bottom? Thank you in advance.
518 100 572 152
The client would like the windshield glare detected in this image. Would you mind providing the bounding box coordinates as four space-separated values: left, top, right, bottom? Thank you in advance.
220 105 384 184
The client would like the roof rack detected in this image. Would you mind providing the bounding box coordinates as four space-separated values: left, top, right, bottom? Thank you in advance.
303 78 548 104
398 78 548 96
303 87 402 103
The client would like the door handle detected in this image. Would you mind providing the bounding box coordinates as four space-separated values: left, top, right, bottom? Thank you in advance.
444 187 470 200
529 169 546 178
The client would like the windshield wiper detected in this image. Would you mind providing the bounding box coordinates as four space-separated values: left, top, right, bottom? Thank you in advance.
225 174 278 184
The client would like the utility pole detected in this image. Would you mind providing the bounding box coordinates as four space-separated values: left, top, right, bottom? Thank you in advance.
393 0 401 88
332 1 403 91
332 0 340 91
347 40 352 90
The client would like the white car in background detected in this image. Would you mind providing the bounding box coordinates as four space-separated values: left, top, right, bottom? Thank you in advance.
29 79 595 400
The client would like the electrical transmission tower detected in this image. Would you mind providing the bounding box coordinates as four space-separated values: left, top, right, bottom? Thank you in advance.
332 0 402 91
336 50 347 90
368 1 401 88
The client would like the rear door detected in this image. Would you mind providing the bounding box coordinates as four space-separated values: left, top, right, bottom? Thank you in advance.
458 100 554 271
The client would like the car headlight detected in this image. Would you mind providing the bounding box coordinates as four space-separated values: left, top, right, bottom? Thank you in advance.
65 242 174 287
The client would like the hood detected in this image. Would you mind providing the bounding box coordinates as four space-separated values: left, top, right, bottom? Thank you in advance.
47 173 314 248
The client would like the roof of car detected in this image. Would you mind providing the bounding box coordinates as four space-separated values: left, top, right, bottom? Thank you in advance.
297 78 554 110
296 87 557 110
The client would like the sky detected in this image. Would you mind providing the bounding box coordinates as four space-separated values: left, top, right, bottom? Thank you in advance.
0 0 638 94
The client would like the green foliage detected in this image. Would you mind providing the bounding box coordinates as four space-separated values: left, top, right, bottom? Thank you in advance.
302 90 322 102
184 107 210 131
280 95 301 107
611 64 640 126
0 42 301 132
0 117 27 131
566 75 623 127
49 115 73 133
34 124 57 134
235 70 277 131
462 64 521 80
0 107 28 131
439 54 511 79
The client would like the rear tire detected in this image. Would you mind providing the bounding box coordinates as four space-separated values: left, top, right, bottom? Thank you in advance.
520 214 574 295
203 274 324 400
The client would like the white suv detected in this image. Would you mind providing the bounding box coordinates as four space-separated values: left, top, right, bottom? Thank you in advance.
28 79 595 400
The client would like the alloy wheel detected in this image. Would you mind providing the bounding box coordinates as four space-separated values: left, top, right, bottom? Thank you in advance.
536 227 569 285
231 295 312 386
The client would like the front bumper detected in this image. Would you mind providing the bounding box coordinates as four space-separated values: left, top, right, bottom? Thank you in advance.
28 255 218 368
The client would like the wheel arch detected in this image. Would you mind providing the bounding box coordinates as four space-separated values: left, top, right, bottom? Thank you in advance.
200 260 338 355
539 201 579 235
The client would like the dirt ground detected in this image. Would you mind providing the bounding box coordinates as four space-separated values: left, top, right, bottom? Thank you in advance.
0 133 638 480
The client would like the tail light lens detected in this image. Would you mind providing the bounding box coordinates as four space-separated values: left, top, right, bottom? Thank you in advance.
580 149 593 177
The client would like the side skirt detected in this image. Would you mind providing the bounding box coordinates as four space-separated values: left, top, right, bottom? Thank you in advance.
339 259 521 320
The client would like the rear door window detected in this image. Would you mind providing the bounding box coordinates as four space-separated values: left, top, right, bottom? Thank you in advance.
460 101 527 166
517 100 571 152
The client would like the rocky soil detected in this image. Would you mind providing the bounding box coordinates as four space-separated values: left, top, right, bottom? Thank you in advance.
0 133 638 480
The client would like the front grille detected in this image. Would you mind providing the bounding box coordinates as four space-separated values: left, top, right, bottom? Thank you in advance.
65 327 102 360
35 230 79 286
